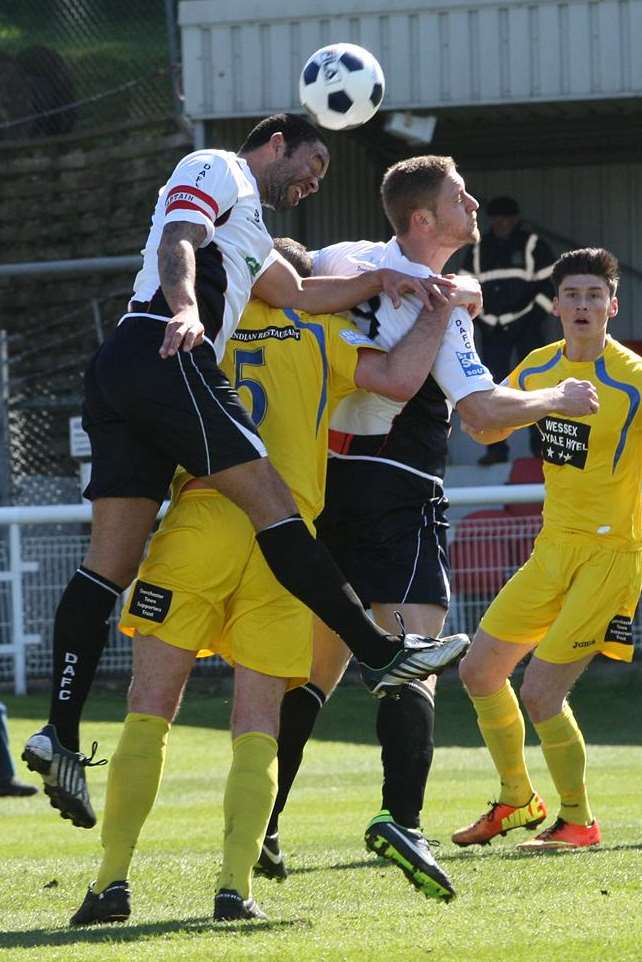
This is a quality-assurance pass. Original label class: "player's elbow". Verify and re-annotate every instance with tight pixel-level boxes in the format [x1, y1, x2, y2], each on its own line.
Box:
[456, 391, 499, 432]
[359, 377, 410, 402]
[355, 354, 415, 401]
[461, 409, 487, 432]
[371, 371, 416, 402]
[384, 382, 414, 402]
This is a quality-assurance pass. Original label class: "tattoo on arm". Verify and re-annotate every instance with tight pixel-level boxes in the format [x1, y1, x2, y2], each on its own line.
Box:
[161, 221, 208, 250]
[158, 221, 207, 311]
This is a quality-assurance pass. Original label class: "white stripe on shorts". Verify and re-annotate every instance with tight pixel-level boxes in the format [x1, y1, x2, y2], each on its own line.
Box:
[432, 499, 451, 604]
[186, 352, 266, 458]
[176, 352, 212, 475]
[400, 503, 428, 604]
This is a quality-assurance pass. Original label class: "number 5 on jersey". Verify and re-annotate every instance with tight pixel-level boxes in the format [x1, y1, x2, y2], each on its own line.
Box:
[234, 348, 267, 425]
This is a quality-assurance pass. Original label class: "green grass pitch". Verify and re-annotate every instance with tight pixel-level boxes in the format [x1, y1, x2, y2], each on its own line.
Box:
[1, 665, 640, 962]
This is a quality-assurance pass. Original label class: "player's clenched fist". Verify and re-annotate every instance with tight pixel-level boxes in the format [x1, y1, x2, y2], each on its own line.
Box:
[554, 378, 599, 416]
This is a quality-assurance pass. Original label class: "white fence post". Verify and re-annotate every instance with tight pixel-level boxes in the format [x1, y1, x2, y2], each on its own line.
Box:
[0, 523, 41, 695]
[10, 523, 28, 695]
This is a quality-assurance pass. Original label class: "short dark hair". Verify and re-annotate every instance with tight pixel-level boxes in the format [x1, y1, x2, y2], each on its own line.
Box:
[273, 237, 313, 278]
[381, 155, 456, 235]
[552, 247, 620, 297]
[239, 113, 326, 156]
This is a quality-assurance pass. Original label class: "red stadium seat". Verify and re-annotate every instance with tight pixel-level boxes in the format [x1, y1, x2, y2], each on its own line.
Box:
[504, 456, 544, 517]
[450, 509, 514, 596]
[449, 509, 520, 632]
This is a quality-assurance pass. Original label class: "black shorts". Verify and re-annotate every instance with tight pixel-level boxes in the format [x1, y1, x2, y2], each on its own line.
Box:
[82, 316, 266, 502]
[316, 458, 450, 610]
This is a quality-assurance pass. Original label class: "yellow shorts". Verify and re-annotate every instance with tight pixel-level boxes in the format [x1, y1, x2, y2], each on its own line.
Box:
[480, 535, 641, 664]
[120, 490, 313, 688]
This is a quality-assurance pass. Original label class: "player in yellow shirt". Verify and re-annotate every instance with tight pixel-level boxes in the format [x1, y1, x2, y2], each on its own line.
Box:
[453, 247, 641, 850]
[68, 246, 476, 926]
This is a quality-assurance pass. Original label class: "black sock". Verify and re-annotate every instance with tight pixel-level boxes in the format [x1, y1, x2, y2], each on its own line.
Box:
[48, 566, 123, 752]
[377, 682, 435, 829]
[266, 682, 326, 837]
[256, 517, 398, 666]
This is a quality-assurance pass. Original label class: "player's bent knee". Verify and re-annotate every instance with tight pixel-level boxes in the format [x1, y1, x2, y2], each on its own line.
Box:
[86, 498, 159, 584]
[231, 666, 286, 739]
[211, 458, 298, 530]
[128, 668, 185, 721]
[519, 681, 556, 722]
[457, 652, 471, 687]
[309, 651, 350, 697]
[127, 686, 179, 723]
[458, 650, 484, 690]
[458, 651, 506, 696]
[231, 704, 281, 740]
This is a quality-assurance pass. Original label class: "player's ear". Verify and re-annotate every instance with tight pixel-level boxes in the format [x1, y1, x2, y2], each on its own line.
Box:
[608, 295, 619, 319]
[552, 296, 561, 317]
[269, 132, 286, 158]
[411, 208, 433, 232]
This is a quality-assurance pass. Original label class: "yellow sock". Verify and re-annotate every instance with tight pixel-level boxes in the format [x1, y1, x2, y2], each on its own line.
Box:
[218, 732, 278, 900]
[534, 703, 592, 826]
[471, 682, 535, 807]
[95, 712, 169, 893]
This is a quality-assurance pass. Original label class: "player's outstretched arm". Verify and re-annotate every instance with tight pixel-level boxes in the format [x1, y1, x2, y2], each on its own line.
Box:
[253, 254, 450, 314]
[354, 295, 452, 401]
[457, 377, 599, 432]
[157, 221, 207, 358]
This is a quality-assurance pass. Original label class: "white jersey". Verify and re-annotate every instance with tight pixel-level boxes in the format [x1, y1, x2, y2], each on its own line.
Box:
[312, 237, 494, 436]
[130, 150, 273, 359]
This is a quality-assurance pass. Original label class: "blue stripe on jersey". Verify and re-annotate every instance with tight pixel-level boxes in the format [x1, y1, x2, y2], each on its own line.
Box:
[594, 356, 640, 471]
[283, 307, 328, 434]
[518, 347, 563, 391]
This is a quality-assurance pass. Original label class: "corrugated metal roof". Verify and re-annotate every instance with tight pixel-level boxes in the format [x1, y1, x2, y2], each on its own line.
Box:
[180, 0, 642, 118]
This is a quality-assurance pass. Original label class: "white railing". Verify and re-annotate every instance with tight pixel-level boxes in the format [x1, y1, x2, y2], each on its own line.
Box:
[0, 487, 544, 694]
[7, 485, 638, 694]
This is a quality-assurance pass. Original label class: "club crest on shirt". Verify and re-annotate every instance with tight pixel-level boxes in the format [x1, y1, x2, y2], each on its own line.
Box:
[456, 351, 484, 377]
[537, 416, 590, 469]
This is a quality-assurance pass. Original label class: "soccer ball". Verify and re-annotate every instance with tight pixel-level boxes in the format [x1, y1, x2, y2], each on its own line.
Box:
[299, 43, 385, 131]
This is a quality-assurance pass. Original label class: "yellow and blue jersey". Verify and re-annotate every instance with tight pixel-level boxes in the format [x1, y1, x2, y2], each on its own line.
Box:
[508, 336, 642, 550]
[173, 299, 379, 522]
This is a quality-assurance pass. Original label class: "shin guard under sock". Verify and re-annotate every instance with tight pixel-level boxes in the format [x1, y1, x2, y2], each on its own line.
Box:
[48, 566, 124, 752]
[218, 732, 278, 900]
[96, 712, 169, 892]
[377, 682, 435, 829]
[266, 683, 326, 836]
[534, 704, 592, 826]
[471, 682, 534, 807]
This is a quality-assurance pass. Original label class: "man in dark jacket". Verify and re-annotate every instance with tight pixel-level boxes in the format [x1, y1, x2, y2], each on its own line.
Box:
[461, 196, 555, 464]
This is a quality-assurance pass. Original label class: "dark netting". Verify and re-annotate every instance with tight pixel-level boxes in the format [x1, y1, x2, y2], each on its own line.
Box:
[0, 0, 178, 141]
[2, 291, 127, 505]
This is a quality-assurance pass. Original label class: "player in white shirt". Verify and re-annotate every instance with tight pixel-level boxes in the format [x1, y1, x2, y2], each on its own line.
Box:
[23, 120, 468, 856]
[260, 156, 596, 901]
